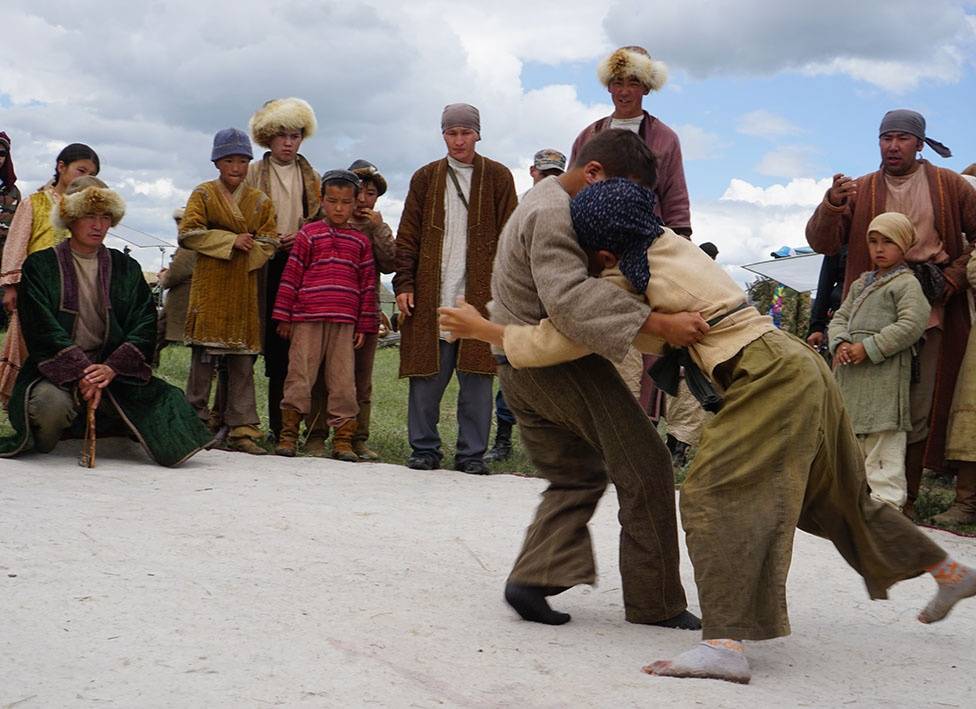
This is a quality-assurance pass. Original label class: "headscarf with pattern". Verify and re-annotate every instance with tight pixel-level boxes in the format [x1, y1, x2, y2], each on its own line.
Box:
[570, 177, 663, 293]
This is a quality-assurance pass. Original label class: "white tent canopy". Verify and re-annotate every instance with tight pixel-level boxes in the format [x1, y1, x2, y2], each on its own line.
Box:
[741, 253, 824, 293]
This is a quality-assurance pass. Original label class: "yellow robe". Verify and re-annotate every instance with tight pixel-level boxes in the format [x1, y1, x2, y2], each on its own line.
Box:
[0, 189, 70, 404]
[179, 180, 277, 354]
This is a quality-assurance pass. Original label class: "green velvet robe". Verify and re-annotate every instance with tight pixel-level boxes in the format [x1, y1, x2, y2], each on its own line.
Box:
[0, 241, 213, 466]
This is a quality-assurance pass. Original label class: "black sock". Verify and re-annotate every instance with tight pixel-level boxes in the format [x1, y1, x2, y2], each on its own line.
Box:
[651, 609, 702, 630]
[505, 582, 571, 625]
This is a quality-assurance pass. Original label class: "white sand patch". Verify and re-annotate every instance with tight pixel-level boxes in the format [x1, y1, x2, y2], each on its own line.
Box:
[2, 443, 974, 706]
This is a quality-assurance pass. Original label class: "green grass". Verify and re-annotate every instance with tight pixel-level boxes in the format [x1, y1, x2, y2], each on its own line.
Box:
[152, 343, 538, 474]
[3, 340, 973, 534]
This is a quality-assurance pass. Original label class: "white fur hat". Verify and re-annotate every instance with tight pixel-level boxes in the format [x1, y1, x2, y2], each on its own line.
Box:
[52, 176, 125, 230]
[249, 97, 318, 148]
[597, 46, 668, 92]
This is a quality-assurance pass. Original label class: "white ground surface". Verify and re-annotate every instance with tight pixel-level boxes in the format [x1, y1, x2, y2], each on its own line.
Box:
[1, 442, 974, 708]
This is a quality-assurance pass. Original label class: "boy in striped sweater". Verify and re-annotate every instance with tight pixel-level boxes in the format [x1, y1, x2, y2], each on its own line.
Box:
[272, 170, 377, 459]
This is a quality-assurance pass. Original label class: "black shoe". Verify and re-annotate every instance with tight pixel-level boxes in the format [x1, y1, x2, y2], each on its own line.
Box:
[406, 452, 440, 470]
[456, 458, 490, 475]
[484, 422, 513, 463]
[484, 438, 512, 463]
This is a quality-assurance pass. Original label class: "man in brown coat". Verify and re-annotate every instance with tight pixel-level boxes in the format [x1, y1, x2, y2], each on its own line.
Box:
[807, 109, 976, 523]
[394, 103, 518, 473]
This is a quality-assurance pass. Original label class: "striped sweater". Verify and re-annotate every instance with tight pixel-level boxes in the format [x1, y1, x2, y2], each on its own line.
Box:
[272, 220, 378, 333]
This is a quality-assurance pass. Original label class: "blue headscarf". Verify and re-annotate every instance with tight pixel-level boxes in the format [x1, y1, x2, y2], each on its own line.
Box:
[570, 178, 664, 293]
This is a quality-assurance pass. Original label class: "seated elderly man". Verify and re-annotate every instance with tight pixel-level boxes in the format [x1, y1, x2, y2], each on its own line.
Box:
[0, 177, 212, 466]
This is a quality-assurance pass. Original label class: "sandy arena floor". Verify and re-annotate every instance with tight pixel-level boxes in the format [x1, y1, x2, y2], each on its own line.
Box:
[2, 442, 974, 708]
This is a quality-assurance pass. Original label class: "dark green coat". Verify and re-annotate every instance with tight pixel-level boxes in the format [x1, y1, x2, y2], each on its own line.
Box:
[0, 241, 212, 466]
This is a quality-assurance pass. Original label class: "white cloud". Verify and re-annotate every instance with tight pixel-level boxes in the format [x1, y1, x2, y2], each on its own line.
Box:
[603, 0, 975, 90]
[721, 177, 831, 207]
[672, 124, 722, 160]
[692, 198, 821, 287]
[755, 145, 825, 178]
[0, 0, 613, 272]
[737, 110, 799, 138]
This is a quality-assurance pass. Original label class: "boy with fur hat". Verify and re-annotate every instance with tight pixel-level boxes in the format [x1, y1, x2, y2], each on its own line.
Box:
[180, 128, 277, 455]
[829, 212, 930, 508]
[0, 177, 212, 466]
[440, 177, 975, 685]
[272, 170, 377, 460]
[244, 97, 323, 448]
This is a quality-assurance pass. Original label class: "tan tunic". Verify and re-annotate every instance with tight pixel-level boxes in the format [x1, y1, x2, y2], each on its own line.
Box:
[885, 167, 947, 329]
[71, 250, 106, 357]
[503, 228, 775, 381]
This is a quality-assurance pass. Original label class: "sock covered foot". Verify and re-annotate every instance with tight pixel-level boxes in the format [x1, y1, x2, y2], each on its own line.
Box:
[919, 557, 976, 624]
[504, 581, 571, 625]
[643, 640, 750, 684]
[650, 609, 702, 630]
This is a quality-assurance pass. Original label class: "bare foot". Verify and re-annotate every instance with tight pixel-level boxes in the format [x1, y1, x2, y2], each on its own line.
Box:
[643, 642, 751, 684]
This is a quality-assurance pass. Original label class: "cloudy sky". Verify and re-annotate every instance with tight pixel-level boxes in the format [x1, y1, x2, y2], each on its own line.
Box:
[4, 0, 975, 284]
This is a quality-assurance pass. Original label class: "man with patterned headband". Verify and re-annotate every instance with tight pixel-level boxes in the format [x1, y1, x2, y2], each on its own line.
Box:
[807, 109, 976, 524]
[0, 178, 212, 466]
[244, 97, 323, 450]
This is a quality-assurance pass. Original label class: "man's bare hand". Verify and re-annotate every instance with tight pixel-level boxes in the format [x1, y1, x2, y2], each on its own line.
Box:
[278, 232, 297, 251]
[78, 378, 102, 408]
[83, 363, 116, 389]
[396, 292, 414, 319]
[643, 311, 709, 347]
[807, 331, 825, 350]
[356, 207, 382, 227]
[826, 173, 857, 207]
[234, 233, 255, 252]
[438, 297, 505, 348]
[354, 332, 365, 349]
[276, 321, 292, 340]
[2, 285, 17, 314]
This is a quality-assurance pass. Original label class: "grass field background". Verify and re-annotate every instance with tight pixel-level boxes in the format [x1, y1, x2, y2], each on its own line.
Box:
[1, 339, 972, 535]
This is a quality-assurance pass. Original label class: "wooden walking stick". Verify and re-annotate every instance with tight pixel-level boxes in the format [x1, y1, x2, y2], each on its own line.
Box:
[79, 398, 97, 468]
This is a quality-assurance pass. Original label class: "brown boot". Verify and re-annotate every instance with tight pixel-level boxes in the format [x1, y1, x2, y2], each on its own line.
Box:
[332, 419, 360, 462]
[933, 463, 976, 526]
[227, 425, 268, 456]
[275, 409, 302, 457]
[304, 434, 328, 457]
[352, 402, 380, 461]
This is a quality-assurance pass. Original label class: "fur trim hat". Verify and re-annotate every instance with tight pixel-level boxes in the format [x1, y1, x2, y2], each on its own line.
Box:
[53, 176, 125, 230]
[597, 46, 668, 92]
[249, 97, 318, 148]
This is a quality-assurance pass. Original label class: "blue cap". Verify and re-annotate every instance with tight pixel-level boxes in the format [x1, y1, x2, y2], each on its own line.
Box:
[211, 127, 253, 162]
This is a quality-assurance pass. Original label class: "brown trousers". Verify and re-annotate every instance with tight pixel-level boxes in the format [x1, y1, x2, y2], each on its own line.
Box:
[499, 354, 688, 624]
[308, 331, 379, 440]
[185, 347, 259, 428]
[281, 322, 357, 428]
[684, 330, 945, 641]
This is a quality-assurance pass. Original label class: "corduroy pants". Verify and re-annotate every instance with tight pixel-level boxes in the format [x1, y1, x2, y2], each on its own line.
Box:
[499, 353, 688, 624]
